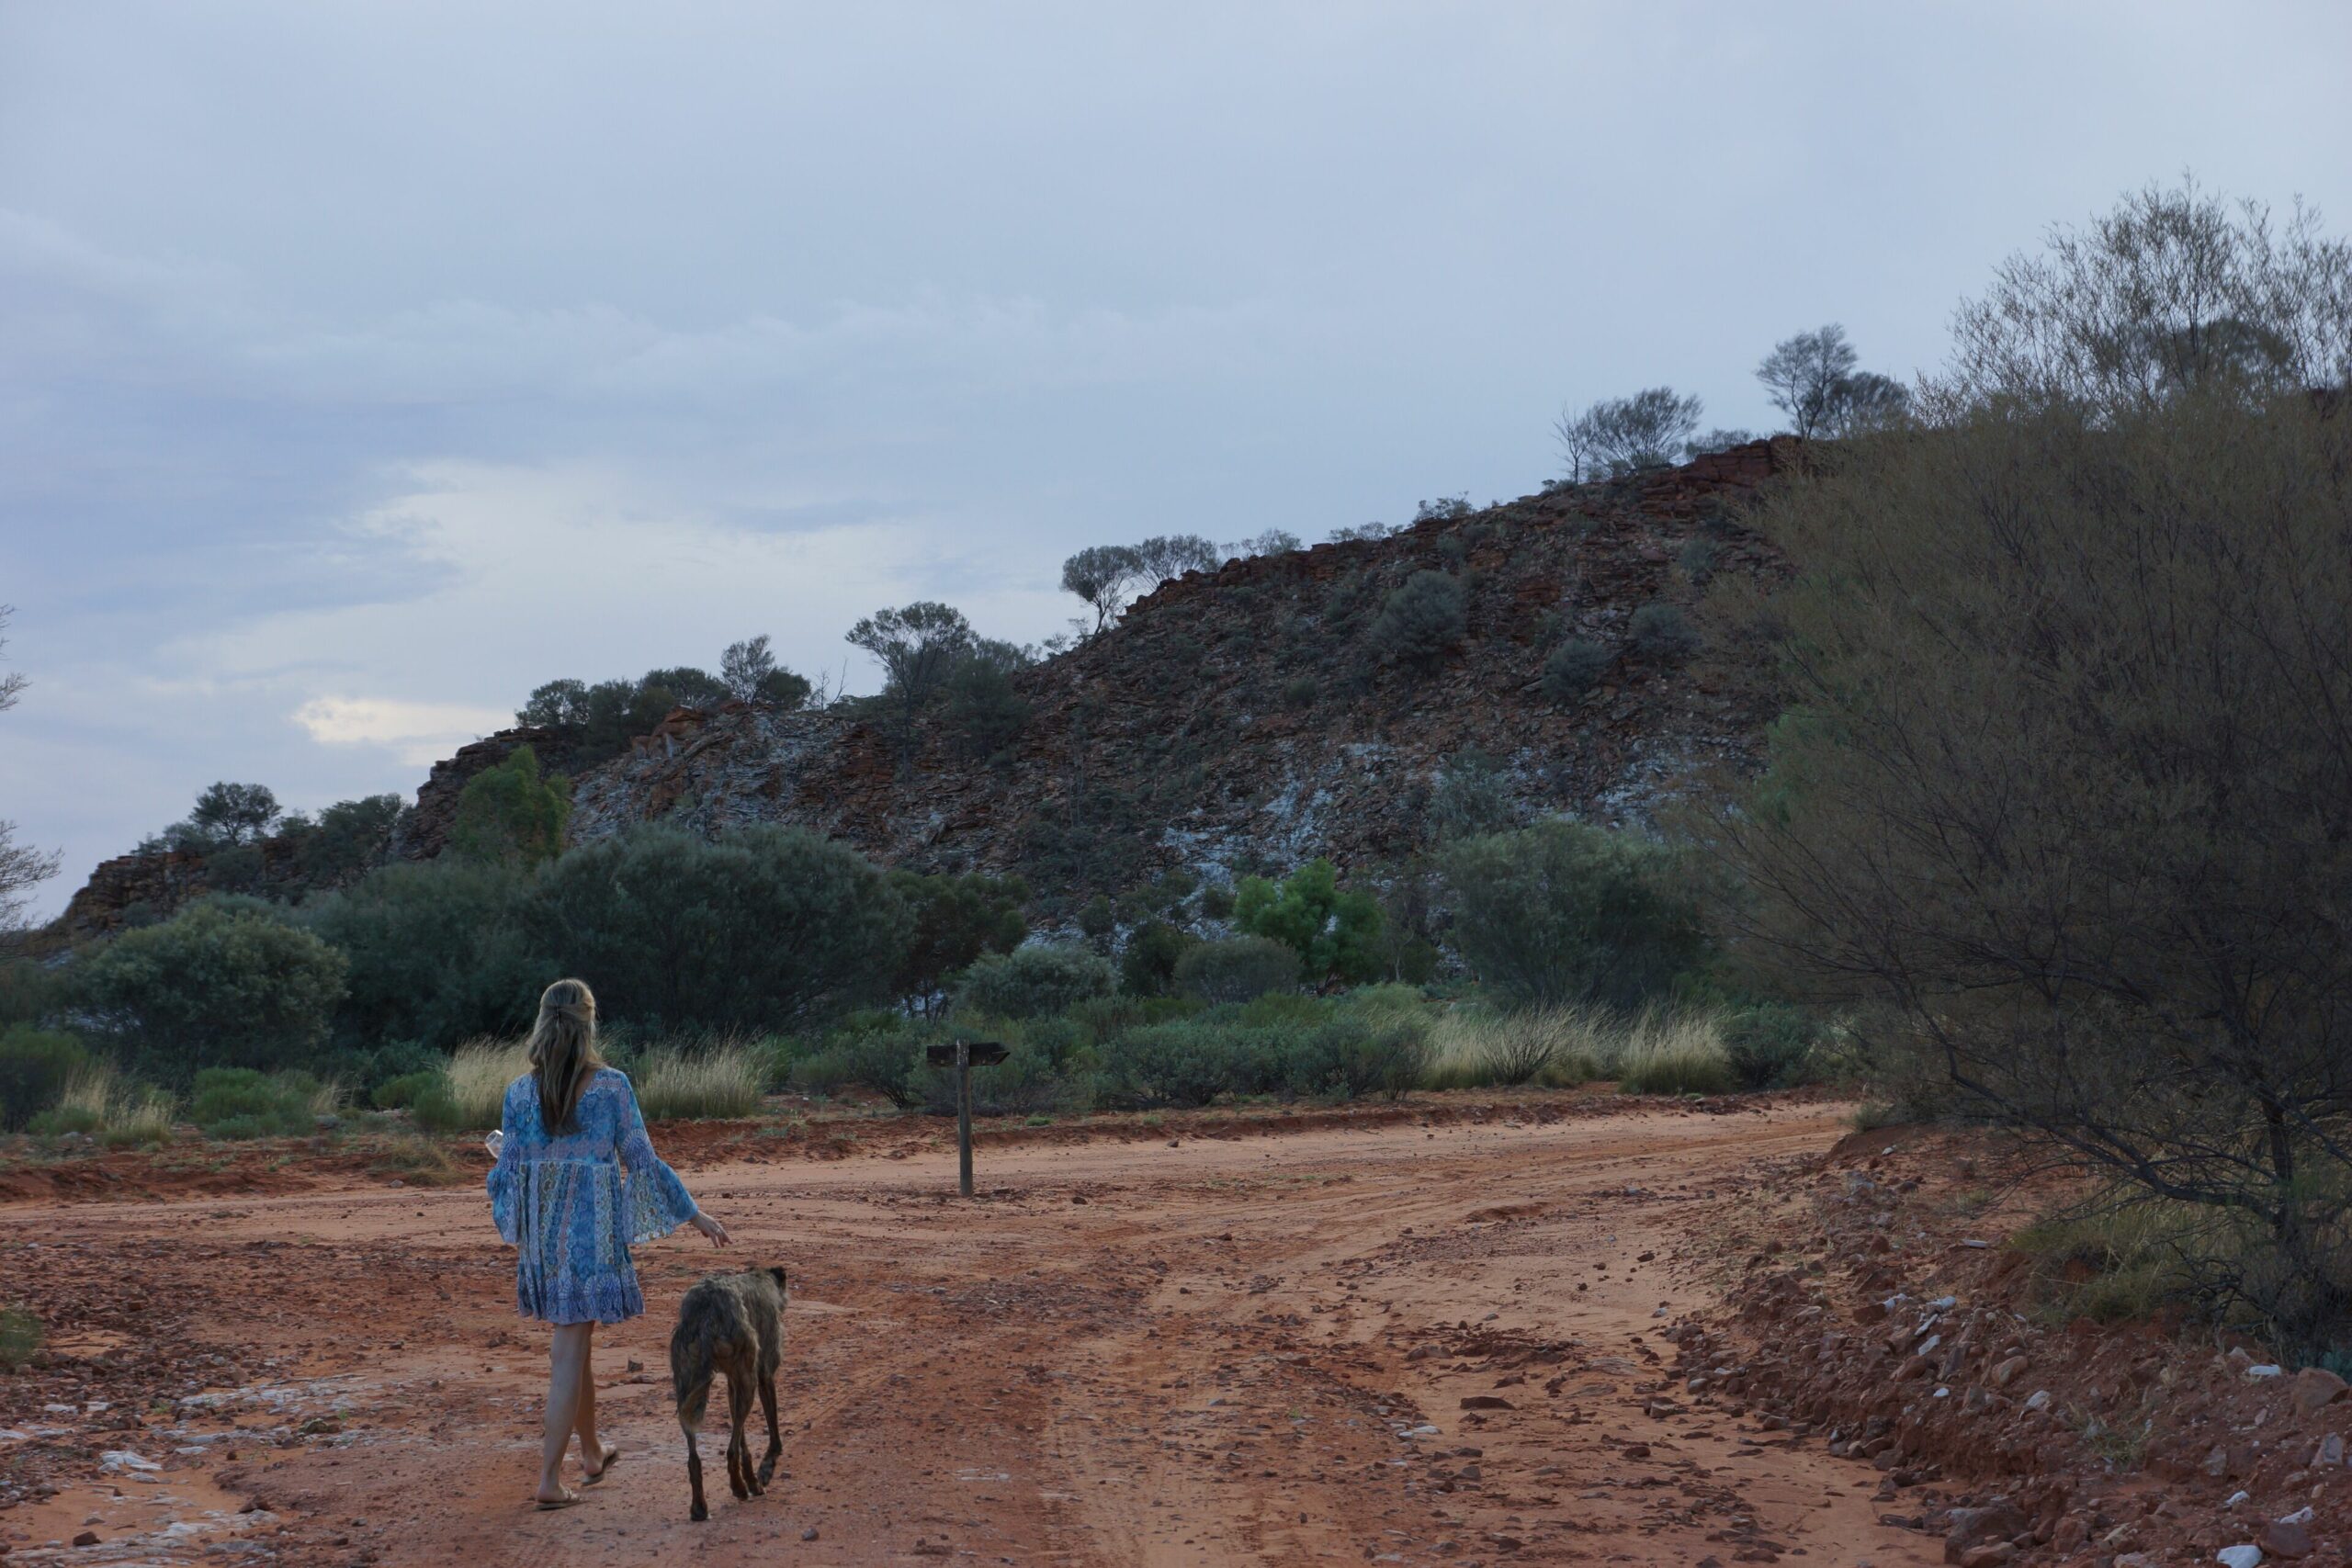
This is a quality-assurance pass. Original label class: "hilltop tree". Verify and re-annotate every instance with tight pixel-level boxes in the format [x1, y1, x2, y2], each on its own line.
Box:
[1130, 534, 1220, 592]
[718, 634, 813, 707]
[1756, 323, 1911, 438]
[846, 602, 976, 769]
[0, 606, 61, 940]
[1227, 529, 1302, 558]
[187, 783, 282, 848]
[1060, 546, 1144, 634]
[1554, 387, 1703, 481]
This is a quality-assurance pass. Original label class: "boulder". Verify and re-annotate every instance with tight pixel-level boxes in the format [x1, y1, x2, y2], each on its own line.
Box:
[2289, 1367, 2346, 1416]
[1943, 1502, 2028, 1564]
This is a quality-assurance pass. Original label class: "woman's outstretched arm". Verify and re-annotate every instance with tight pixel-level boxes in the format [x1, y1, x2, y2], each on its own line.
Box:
[610, 1074, 726, 1246]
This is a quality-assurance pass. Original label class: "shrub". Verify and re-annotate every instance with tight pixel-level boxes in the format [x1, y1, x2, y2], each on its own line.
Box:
[1440, 822, 1707, 1010]
[1613, 1012, 1736, 1096]
[1677, 539, 1718, 585]
[636, 1043, 764, 1121]
[0, 1306, 39, 1371]
[304, 860, 540, 1051]
[1541, 638, 1611, 705]
[72, 904, 348, 1082]
[1719, 1004, 1821, 1089]
[787, 1025, 924, 1108]
[915, 1035, 1074, 1118]
[1278, 1017, 1431, 1101]
[1198, 883, 1237, 921]
[1426, 751, 1519, 843]
[187, 1067, 322, 1139]
[1120, 919, 1196, 998]
[1627, 603, 1699, 661]
[1097, 1023, 1257, 1109]
[1233, 861, 1383, 984]
[371, 1070, 446, 1111]
[1173, 937, 1300, 1004]
[1368, 571, 1467, 666]
[955, 943, 1115, 1021]
[1427, 1004, 1599, 1088]
[888, 870, 1029, 1014]
[515, 825, 908, 1033]
[0, 1027, 91, 1132]
[346, 1039, 444, 1097]
[1281, 676, 1317, 709]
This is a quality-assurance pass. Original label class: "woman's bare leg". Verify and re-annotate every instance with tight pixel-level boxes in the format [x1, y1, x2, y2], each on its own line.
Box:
[538, 1324, 593, 1503]
[573, 1322, 613, 1475]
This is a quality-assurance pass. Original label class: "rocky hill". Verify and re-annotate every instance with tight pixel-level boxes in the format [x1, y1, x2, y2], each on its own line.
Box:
[54, 441, 1796, 938]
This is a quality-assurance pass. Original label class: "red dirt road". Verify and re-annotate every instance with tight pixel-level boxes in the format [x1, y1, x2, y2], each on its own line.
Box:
[5, 1100, 1941, 1565]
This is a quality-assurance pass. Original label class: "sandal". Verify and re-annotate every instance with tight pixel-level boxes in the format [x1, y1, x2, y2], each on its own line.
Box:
[535, 1488, 585, 1511]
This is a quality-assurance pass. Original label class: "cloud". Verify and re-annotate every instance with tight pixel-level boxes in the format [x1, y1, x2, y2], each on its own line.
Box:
[292, 695, 514, 765]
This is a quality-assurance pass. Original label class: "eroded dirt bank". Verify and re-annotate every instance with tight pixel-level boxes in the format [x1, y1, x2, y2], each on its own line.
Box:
[8, 1101, 1953, 1565]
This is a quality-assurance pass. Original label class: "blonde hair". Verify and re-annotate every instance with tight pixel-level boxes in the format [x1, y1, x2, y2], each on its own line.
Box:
[528, 977, 604, 1134]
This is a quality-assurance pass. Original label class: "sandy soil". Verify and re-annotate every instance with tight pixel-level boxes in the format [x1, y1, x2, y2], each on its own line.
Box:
[2, 1098, 1947, 1566]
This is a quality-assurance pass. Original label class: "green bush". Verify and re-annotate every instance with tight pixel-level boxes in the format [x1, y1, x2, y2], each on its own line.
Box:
[1541, 638, 1611, 704]
[788, 1024, 928, 1108]
[516, 825, 908, 1033]
[1119, 919, 1197, 998]
[1439, 821, 1707, 1010]
[1173, 936, 1300, 1004]
[1097, 1023, 1261, 1109]
[955, 943, 1115, 1020]
[888, 870, 1029, 1013]
[1235, 860, 1384, 983]
[1720, 1004, 1821, 1089]
[448, 745, 571, 867]
[72, 904, 349, 1082]
[0, 1306, 40, 1371]
[1628, 602, 1700, 661]
[26, 1104, 103, 1136]
[1368, 570, 1468, 667]
[346, 1039, 444, 1095]
[915, 1036, 1075, 1118]
[0, 1027, 92, 1132]
[1277, 1017, 1431, 1101]
[187, 1067, 321, 1139]
[371, 1070, 446, 1111]
[304, 860, 541, 1050]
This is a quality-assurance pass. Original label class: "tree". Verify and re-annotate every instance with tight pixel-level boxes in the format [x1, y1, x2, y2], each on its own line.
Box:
[888, 870, 1030, 1014]
[1227, 529, 1302, 558]
[954, 942, 1115, 1020]
[517, 677, 592, 729]
[0, 607, 60, 941]
[1554, 388, 1703, 481]
[1711, 182, 2352, 1350]
[1130, 534, 1221, 591]
[1756, 324, 1911, 439]
[1060, 546, 1144, 634]
[846, 602, 977, 769]
[640, 665, 729, 709]
[516, 825, 908, 1033]
[943, 638, 1034, 761]
[188, 782, 281, 847]
[1681, 427, 1758, 460]
[720, 635, 775, 701]
[303, 859, 541, 1048]
[1942, 176, 2352, 419]
[1440, 822, 1705, 1010]
[448, 745, 571, 867]
[290, 794, 402, 888]
[1233, 859, 1384, 985]
[72, 903, 349, 1081]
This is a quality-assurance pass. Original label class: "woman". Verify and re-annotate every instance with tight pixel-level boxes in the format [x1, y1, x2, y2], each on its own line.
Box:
[487, 978, 730, 1509]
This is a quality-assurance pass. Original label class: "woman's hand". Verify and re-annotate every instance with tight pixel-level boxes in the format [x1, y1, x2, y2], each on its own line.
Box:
[690, 1212, 731, 1247]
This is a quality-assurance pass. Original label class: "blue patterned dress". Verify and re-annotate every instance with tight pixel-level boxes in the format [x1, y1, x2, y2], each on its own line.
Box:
[486, 1067, 701, 1325]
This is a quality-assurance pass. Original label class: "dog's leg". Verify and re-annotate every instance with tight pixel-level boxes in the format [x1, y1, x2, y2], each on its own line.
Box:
[684, 1427, 707, 1522]
[757, 1367, 781, 1485]
[724, 1372, 752, 1499]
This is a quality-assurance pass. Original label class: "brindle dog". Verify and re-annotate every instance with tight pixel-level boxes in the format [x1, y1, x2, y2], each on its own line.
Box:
[669, 1264, 786, 1521]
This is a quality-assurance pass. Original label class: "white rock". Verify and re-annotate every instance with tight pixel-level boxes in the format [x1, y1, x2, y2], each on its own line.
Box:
[2227, 1491, 2251, 1507]
[2278, 1506, 2314, 1525]
[1928, 1295, 1958, 1310]
[100, 1450, 161, 1472]
[2215, 1546, 2263, 1568]
[2024, 1390, 2052, 1412]
[2247, 1363, 2285, 1379]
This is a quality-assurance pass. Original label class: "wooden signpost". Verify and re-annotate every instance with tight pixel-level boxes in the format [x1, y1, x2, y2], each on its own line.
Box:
[925, 1040, 1008, 1196]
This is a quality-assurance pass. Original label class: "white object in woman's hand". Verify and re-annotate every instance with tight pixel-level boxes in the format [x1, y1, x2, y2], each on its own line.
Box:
[484, 1130, 504, 1159]
[691, 1212, 730, 1247]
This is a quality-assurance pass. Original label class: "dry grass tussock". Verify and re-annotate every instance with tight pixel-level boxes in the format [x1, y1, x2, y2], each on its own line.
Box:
[1611, 1010, 1737, 1096]
[444, 1035, 761, 1126]
[49, 1065, 175, 1146]
[1426, 1004, 1733, 1095]
[445, 1038, 531, 1130]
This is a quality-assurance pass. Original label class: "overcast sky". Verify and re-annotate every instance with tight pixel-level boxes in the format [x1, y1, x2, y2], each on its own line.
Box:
[5, 1, 2350, 917]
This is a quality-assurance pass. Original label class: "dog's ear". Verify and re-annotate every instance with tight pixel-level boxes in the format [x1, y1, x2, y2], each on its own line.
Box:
[768, 1265, 788, 1291]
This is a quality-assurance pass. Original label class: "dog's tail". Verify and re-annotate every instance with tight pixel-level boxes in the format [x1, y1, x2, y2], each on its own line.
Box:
[672, 1333, 714, 1434]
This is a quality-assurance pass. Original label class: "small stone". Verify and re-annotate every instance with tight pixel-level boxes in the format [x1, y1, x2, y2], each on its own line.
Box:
[72, 1533, 100, 1549]
[2228, 1491, 2252, 1507]
[2051, 1516, 2088, 1553]
[1988, 1356, 2028, 1388]
[802, 1527, 820, 1541]
[1943, 1500, 2028, 1562]
[2024, 1390, 2052, 1413]
[626, 1359, 644, 1373]
[2215, 1546, 2264, 1568]
[2258, 1515, 2312, 1559]
[1959, 1546, 2016, 1568]
[2247, 1363, 2285, 1380]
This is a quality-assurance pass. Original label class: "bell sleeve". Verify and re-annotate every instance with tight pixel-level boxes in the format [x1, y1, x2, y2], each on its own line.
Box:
[486, 1080, 524, 1247]
[611, 1072, 700, 1245]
